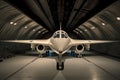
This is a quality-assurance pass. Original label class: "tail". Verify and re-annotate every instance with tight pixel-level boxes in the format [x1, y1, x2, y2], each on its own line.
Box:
[59, 23, 62, 38]
[60, 23, 62, 30]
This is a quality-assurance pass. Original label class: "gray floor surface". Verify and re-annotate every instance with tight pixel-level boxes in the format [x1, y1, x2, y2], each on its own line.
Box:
[0, 52, 120, 80]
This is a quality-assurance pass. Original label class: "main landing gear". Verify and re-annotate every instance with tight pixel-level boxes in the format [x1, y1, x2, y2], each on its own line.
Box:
[78, 54, 82, 58]
[56, 54, 64, 70]
[38, 53, 43, 58]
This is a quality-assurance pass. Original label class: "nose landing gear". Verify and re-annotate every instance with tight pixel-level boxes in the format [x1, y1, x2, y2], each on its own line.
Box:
[56, 54, 64, 70]
[57, 62, 64, 70]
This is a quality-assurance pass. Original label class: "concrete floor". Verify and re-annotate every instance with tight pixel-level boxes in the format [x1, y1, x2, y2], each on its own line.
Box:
[0, 52, 120, 80]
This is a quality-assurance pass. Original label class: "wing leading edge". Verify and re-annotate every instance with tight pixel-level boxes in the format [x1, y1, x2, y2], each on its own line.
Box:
[70, 39, 119, 45]
[0, 39, 50, 45]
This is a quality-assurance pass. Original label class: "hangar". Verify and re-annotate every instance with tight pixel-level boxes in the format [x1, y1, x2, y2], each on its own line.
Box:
[0, 0, 120, 80]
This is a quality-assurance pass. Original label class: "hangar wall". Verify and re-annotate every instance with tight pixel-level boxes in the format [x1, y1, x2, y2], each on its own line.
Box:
[73, 0, 120, 58]
[91, 43, 120, 58]
[90, 0, 120, 57]
[0, 0, 42, 57]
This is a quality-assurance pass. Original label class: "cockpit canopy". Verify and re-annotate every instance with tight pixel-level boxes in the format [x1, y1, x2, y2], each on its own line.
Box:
[53, 30, 68, 38]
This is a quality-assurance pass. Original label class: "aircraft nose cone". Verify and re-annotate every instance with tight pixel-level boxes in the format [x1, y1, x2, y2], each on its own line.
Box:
[57, 44, 65, 52]
[56, 41, 69, 52]
[51, 38, 70, 53]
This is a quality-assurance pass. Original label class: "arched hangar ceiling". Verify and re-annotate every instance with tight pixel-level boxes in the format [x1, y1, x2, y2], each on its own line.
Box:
[0, 0, 48, 40]
[0, 0, 120, 40]
[74, 0, 120, 40]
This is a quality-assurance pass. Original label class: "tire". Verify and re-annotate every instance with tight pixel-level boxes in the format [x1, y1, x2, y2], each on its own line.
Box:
[56, 62, 64, 70]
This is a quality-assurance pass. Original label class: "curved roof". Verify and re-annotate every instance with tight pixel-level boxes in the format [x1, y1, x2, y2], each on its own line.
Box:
[0, 0, 120, 40]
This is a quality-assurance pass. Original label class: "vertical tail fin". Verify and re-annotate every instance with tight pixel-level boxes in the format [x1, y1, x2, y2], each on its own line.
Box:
[60, 23, 62, 38]
[60, 23, 62, 30]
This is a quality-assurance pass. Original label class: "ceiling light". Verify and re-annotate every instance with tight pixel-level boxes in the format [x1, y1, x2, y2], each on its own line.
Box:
[14, 23, 17, 25]
[91, 27, 95, 30]
[33, 29, 36, 31]
[75, 31, 79, 34]
[24, 26, 28, 28]
[73, 30, 76, 32]
[38, 31, 41, 33]
[80, 31, 83, 33]
[42, 32, 45, 34]
[10, 22, 13, 24]
[116, 17, 120, 20]
[84, 29, 87, 32]
[101, 22, 105, 26]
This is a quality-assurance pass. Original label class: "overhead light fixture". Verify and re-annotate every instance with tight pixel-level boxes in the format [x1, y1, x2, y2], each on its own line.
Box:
[84, 29, 87, 32]
[38, 31, 41, 33]
[116, 17, 120, 21]
[76, 31, 79, 34]
[10, 22, 13, 24]
[13, 23, 17, 25]
[24, 26, 28, 29]
[42, 32, 44, 34]
[91, 27, 95, 30]
[33, 29, 36, 31]
[101, 22, 105, 26]
[73, 30, 76, 32]
[80, 31, 83, 33]
[73, 30, 79, 34]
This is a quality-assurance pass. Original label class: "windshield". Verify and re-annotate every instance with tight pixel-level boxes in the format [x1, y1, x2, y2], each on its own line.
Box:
[53, 30, 68, 38]
[53, 33, 59, 38]
[61, 33, 68, 38]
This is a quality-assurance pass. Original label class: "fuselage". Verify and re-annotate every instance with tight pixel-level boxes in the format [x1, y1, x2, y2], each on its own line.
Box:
[50, 30, 71, 54]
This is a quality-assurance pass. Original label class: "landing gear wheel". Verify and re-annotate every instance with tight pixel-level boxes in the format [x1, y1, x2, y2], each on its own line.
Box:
[38, 54, 43, 58]
[57, 62, 64, 70]
[78, 54, 82, 58]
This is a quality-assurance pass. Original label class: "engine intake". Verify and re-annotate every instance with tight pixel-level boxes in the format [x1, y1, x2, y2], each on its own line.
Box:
[38, 45, 44, 50]
[77, 45, 83, 50]
[75, 45, 84, 54]
[36, 45, 45, 54]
